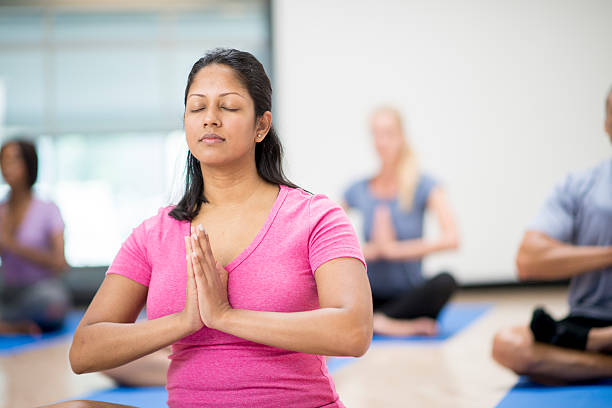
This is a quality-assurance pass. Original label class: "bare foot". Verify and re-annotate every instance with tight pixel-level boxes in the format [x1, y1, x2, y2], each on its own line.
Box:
[0, 320, 42, 336]
[373, 313, 438, 337]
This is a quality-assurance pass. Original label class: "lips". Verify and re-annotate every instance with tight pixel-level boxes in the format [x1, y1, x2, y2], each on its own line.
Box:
[199, 133, 226, 142]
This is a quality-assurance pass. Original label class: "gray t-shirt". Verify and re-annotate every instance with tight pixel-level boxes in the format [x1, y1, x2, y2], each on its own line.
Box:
[529, 159, 612, 320]
[344, 174, 438, 298]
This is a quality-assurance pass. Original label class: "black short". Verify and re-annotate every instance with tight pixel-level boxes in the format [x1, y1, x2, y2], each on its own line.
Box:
[560, 315, 612, 330]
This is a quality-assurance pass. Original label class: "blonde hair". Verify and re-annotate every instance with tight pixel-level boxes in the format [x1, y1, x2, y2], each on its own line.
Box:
[372, 106, 419, 211]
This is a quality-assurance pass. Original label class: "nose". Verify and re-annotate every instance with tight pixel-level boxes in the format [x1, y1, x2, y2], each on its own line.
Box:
[203, 107, 221, 128]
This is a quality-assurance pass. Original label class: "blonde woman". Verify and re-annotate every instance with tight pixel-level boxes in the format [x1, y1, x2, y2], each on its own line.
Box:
[343, 107, 460, 337]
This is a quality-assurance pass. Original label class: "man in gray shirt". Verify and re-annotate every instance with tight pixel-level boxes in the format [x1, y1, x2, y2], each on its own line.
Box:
[492, 87, 612, 383]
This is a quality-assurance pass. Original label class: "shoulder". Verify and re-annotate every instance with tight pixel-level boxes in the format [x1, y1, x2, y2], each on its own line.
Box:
[343, 178, 370, 206]
[345, 178, 369, 195]
[33, 197, 63, 217]
[418, 172, 439, 189]
[281, 185, 344, 223]
[143, 205, 182, 229]
[415, 172, 440, 203]
[559, 159, 608, 197]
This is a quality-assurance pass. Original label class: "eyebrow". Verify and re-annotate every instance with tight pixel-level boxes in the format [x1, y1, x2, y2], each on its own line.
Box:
[188, 92, 246, 99]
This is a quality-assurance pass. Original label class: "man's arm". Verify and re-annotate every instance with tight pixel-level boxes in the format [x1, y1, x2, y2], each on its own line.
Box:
[516, 231, 612, 281]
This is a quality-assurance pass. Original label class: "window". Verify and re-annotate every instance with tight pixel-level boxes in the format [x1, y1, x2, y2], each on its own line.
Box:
[0, 1, 272, 266]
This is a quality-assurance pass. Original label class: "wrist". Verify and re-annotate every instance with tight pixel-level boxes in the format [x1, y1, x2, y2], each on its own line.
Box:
[211, 305, 234, 332]
[175, 310, 202, 337]
[380, 241, 400, 260]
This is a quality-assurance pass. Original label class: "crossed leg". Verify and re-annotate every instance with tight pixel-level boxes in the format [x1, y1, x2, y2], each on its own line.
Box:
[492, 325, 612, 384]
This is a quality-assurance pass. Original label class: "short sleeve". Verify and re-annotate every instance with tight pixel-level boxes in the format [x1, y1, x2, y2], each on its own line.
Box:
[46, 202, 65, 236]
[528, 174, 578, 243]
[106, 220, 152, 287]
[308, 194, 366, 274]
[416, 173, 439, 208]
[343, 180, 363, 208]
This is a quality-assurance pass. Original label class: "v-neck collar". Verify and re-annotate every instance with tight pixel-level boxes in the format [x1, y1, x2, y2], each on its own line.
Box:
[185, 184, 289, 272]
[1, 196, 36, 240]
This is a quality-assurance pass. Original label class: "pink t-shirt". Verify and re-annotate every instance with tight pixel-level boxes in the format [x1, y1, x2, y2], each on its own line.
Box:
[107, 185, 365, 408]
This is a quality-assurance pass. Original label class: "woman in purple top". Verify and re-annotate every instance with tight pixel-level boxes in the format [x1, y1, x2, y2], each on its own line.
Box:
[0, 139, 70, 334]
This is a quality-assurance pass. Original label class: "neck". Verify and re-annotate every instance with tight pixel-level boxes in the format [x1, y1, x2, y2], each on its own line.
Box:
[200, 157, 266, 207]
[9, 186, 32, 205]
[375, 161, 399, 184]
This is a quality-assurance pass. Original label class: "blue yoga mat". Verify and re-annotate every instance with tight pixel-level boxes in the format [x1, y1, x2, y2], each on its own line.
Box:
[496, 377, 612, 408]
[327, 302, 492, 372]
[371, 302, 492, 343]
[80, 387, 167, 408]
[0, 310, 83, 355]
[72, 303, 492, 406]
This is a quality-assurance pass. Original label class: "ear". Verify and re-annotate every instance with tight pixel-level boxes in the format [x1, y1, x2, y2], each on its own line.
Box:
[255, 111, 272, 143]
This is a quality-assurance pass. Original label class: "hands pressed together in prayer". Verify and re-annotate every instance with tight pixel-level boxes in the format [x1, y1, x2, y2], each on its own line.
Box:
[362, 205, 400, 261]
[180, 224, 232, 333]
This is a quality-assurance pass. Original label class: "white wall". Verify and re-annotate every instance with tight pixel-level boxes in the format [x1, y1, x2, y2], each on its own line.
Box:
[273, 0, 612, 283]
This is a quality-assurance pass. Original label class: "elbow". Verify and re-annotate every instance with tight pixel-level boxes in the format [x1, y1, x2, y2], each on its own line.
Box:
[516, 253, 536, 281]
[69, 337, 92, 375]
[69, 344, 85, 374]
[449, 235, 460, 251]
[442, 233, 460, 251]
[345, 319, 373, 357]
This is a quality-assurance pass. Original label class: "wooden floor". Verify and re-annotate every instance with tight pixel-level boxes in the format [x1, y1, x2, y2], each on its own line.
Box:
[0, 286, 568, 408]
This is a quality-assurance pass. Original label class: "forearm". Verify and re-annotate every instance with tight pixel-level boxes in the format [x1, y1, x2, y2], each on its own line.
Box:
[10, 244, 67, 273]
[384, 236, 457, 261]
[517, 243, 612, 281]
[215, 307, 372, 357]
[70, 313, 192, 374]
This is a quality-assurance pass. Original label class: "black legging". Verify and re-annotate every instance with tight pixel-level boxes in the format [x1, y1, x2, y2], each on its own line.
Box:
[372, 272, 458, 320]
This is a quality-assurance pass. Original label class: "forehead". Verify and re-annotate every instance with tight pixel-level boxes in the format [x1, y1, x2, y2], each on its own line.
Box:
[188, 64, 247, 95]
[371, 111, 400, 128]
[1, 143, 20, 157]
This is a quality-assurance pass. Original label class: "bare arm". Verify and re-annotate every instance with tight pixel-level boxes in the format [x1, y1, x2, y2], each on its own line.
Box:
[70, 238, 204, 374]
[218, 258, 372, 356]
[189, 230, 373, 357]
[383, 187, 460, 261]
[8, 232, 69, 274]
[516, 231, 612, 281]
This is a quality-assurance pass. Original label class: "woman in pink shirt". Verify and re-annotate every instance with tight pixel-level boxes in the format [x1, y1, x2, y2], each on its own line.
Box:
[60, 49, 372, 408]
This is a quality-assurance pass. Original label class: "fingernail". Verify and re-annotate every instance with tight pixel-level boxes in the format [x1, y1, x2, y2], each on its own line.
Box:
[192, 234, 197, 241]
[190, 226, 194, 234]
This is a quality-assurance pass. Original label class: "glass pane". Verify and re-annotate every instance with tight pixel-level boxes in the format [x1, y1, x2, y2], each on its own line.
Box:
[53, 12, 160, 42]
[0, 51, 45, 128]
[0, 13, 44, 43]
[49, 132, 185, 266]
[54, 49, 164, 132]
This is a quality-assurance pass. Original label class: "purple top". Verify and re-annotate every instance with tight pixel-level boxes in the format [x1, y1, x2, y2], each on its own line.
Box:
[0, 197, 65, 287]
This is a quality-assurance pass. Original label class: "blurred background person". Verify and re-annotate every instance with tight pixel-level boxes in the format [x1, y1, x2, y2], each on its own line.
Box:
[0, 138, 70, 334]
[343, 107, 460, 337]
[492, 87, 612, 383]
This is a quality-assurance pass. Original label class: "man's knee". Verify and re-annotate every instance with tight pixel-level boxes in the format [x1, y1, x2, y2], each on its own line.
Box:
[492, 326, 536, 375]
[42, 400, 131, 408]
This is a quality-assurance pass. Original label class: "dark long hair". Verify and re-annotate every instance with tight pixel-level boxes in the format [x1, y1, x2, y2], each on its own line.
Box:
[0, 138, 38, 189]
[169, 48, 299, 221]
